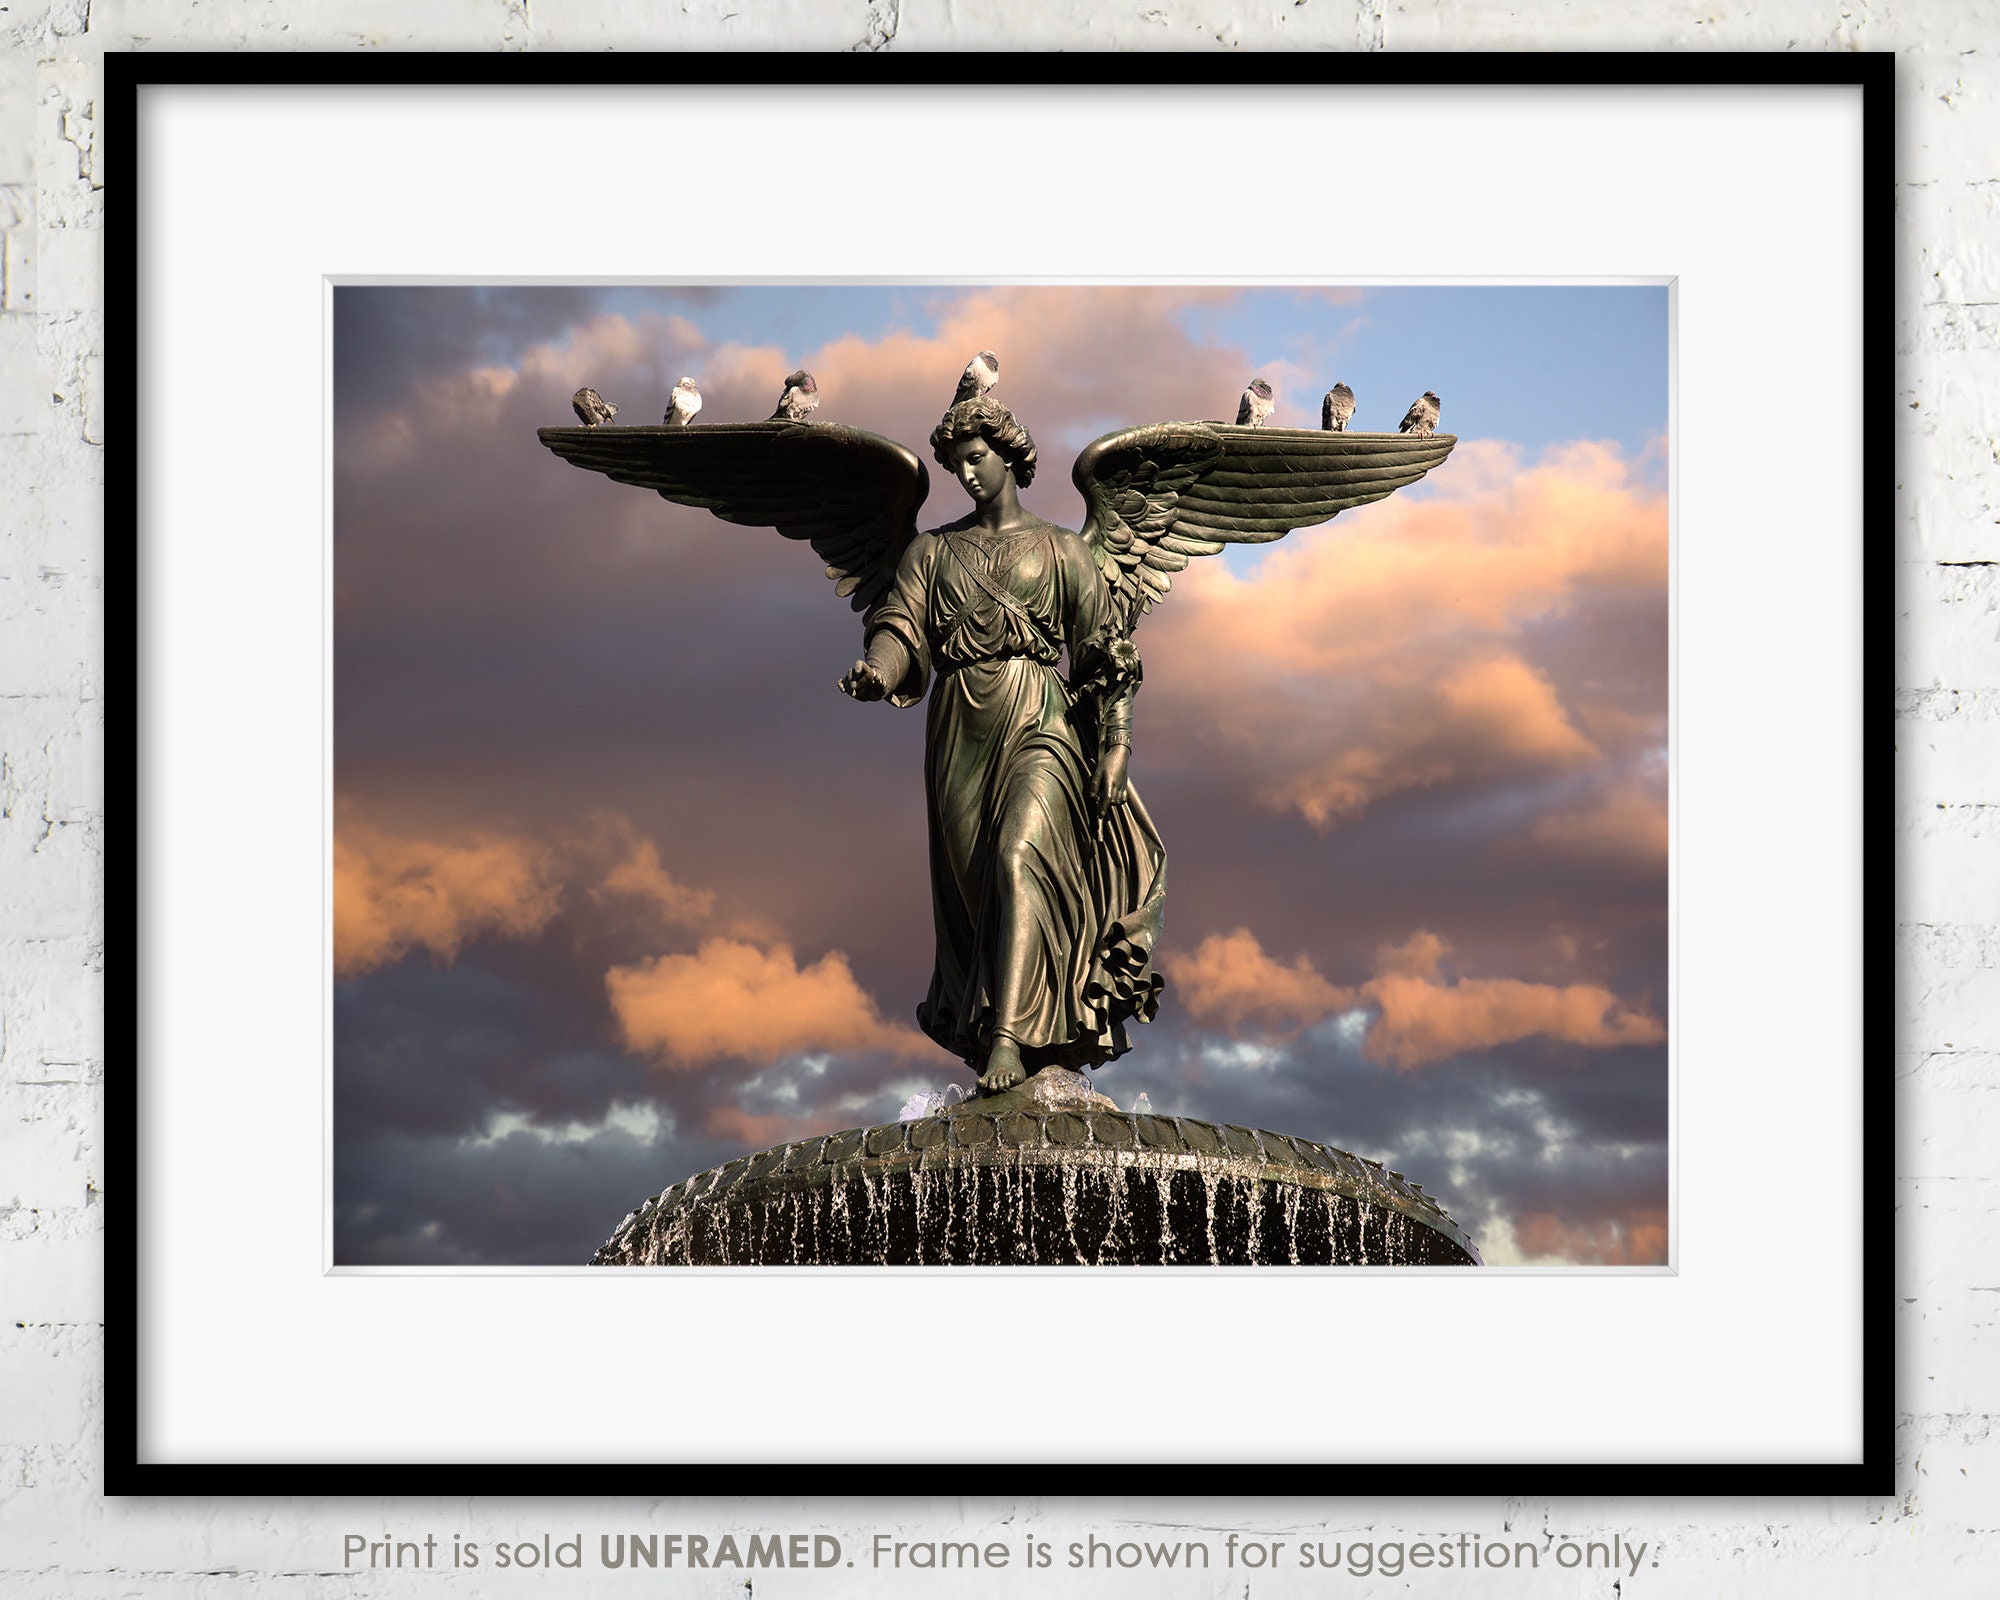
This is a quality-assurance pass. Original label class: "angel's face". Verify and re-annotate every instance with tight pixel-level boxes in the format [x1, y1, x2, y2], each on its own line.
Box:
[949, 433, 1011, 505]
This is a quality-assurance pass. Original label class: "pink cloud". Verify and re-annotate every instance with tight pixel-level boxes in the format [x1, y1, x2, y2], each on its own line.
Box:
[334, 819, 562, 979]
[741, 286, 1286, 506]
[1529, 779, 1669, 866]
[606, 937, 926, 1070]
[1166, 927, 1664, 1070]
[589, 822, 718, 926]
[1142, 438, 1667, 832]
[1361, 930, 1665, 1070]
[336, 808, 918, 1072]
[1513, 1207, 1668, 1266]
[337, 287, 1386, 637]
[335, 808, 720, 979]
[1161, 927, 1356, 1035]
[344, 312, 705, 482]
[1272, 654, 1600, 828]
[702, 1104, 843, 1150]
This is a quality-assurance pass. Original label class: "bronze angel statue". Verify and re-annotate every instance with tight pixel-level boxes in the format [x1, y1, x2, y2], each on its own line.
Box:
[539, 376, 1454, 1096]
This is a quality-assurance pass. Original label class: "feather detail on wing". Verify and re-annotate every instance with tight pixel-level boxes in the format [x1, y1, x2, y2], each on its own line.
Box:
[538, 421, 930, 613]
[1074, 422, 1457, 632]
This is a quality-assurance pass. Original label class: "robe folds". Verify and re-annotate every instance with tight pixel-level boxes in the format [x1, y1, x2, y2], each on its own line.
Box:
[867, 519, 1167, 1072]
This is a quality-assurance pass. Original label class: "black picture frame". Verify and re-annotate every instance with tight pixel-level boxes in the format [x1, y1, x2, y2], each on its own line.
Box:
[108, 47, 1894, 1497]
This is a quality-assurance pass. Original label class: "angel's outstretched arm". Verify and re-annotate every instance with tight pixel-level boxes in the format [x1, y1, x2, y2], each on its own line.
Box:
[850, 532, 936, 707]
[840, 627, 915, 703]
[838, 650, 900, 702]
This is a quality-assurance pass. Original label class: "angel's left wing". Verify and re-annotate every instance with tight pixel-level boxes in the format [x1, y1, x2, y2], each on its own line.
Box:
[1074, 423, 1456, 632]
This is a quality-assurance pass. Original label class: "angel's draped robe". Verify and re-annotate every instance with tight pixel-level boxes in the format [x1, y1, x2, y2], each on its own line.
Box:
[867, 518, 1167, 1072]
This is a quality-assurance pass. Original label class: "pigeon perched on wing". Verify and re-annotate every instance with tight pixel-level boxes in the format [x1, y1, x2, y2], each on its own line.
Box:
[1235, 378, 1276, 428]
[770, 369, 820, 423]
[1321, 382, 1356, 432]
[953, 350, 1000, 405]
[1398, 391, 1441, 437]
[664, 377, 703, 428]
[572, 387, 618, 428]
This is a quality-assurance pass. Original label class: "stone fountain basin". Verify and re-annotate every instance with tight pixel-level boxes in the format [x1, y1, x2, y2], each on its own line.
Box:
[592, 1091, 1479, 1267]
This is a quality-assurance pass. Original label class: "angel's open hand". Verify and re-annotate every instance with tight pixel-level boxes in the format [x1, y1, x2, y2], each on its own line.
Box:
[840, 658, 889, 702]
[1093, 744, 1131, 814]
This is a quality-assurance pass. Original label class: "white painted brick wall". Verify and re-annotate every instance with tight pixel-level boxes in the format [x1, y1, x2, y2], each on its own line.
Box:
[0, 2, 1977, 1591]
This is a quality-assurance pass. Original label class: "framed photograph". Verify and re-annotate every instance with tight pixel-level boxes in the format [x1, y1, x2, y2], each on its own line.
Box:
[114, 51, 1890, 1492]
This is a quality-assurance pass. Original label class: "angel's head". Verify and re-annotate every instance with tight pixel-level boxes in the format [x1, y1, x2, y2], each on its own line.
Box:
[930, 397, 1038, 498]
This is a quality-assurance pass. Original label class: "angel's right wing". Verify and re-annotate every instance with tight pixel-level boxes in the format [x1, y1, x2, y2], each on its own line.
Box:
[537, 421, 930, 614]
[1074, 423, 1456, 633]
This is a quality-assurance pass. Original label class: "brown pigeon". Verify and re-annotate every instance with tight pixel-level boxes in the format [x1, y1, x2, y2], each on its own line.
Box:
[571, 387, 618, 427]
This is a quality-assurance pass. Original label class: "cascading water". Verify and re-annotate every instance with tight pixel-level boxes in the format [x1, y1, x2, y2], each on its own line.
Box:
[592, 1078, 1479, 1267]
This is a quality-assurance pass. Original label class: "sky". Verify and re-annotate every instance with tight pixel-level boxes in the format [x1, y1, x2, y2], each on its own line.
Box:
[332, 283, 1669, 1267]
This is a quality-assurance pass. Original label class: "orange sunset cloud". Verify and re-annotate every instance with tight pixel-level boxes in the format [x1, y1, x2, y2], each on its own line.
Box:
[605, 937, 926, 1070]
[1163, 927, 1356, 1035]
[702, 1104, 831, 1150]
[337, 807, 919, 1073]
[334, 811, 716, 978]
[334, 820, 563, 979]
[1272, 653, 1601, 828]
[1512, 1207, 1669, 1266]
[1167, 927, 1664, 1070]
[590, 823, 718, 926]
[1361, 930, 1664, 1070]
[1529, 779, 1670, 865]
[1144, 438, 1667, 832]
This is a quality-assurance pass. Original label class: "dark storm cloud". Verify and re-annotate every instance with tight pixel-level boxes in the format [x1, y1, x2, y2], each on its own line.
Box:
[331, 285, 732, 419]
[337, 1121, 675, 1266]
[1124, 1019, 1667, 1264]
[335, 286, 611, 417]
[1132, 756, 1666, 984]
[334, 920, 951, 1263]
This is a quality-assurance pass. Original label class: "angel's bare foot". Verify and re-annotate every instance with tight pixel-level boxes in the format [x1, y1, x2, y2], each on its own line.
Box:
[978, 1036, 1025, 1094]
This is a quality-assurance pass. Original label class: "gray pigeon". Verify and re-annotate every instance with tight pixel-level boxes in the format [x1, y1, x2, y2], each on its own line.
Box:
[572, 387, 618, 428]
[953, 350, 1000, 405]
[663, 376, 702, 428]
[1321, 382, 1356, 432]
[770, 369, 820, 423]
[1398, 391, 1441, 437]
[1236, 378, 1276, 428]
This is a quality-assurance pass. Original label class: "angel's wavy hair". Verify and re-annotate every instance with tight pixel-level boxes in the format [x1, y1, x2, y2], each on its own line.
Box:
[929, 397, 1038, 489]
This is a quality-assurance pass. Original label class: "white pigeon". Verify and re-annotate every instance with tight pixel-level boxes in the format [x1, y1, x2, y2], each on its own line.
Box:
[663, 376, 702, 428]
[953, 350, 1000, 405]
[571, 387, 618, 427]
[1321, 382, 1356, 432]
[770, 369, 820, 423]
[1398, 390, 1441, 437]
[1235, 378, 1275, 428]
